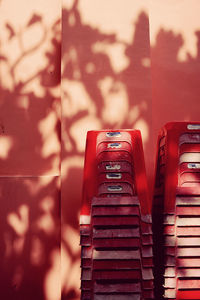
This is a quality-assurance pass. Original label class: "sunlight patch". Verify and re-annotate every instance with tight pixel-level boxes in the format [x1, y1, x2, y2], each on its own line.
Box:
[7, 204, 29, 236]
[30, 236, 45, 266]
[62, 79, 96, 117]
[133, 118, 149, 144]
[99, 77, 129, 126]
[44, 248, 61, 300]
[0, 136, 14, 159]
[38, 112, 60, 159]
[69, 116, 101, 153]
[149, 0, 200, 61]
[78, 0, 149, 44]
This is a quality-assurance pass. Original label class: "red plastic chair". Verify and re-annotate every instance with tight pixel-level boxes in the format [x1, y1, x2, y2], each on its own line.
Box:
[153, 122, 200, 300]
[80, 130, 153, 300]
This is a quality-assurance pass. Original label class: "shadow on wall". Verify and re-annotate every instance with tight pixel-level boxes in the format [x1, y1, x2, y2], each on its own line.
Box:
[62, 1, 200, 299]
[0, 11, 61, 300]
[0, 14, 61, 175]
[0, 177, 60, 300]
[61, 1, 152, 299]
[151, 28, 200, 132]
[61, 1, 152, 226]
[1, 0, 200, 299]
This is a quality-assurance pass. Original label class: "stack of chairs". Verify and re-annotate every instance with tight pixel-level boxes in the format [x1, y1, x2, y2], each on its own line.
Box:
[153, 122, 200, 299]
[80, 130, 154, 300]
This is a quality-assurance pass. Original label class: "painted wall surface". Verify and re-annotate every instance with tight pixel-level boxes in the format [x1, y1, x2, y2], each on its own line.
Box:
[0, 0, 61, 299]
[61, 1, 152, 299]
[150, 0, 200, 160]
[0, 0, 200, 299]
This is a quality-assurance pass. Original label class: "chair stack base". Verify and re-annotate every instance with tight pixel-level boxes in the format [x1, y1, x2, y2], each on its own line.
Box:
[81, 129, 153, 299]
[162, 196, 200, 299]
[80, 196, 153, 300]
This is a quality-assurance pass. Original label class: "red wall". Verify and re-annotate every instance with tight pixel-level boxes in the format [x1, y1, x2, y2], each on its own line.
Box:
[0, 1, 61, 299]
[0, 0, 200, 299]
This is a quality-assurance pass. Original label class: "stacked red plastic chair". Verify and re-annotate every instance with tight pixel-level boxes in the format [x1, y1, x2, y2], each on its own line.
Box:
[80, 130, 153, 300]
[153, 122, 200, 299]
